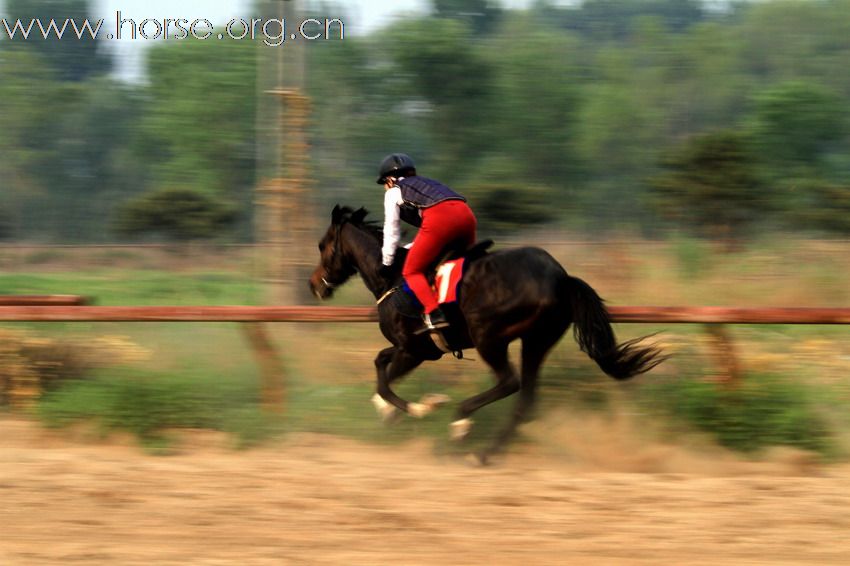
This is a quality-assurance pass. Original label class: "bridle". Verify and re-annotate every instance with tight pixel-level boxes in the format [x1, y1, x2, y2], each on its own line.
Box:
[320, 223, 353, 290]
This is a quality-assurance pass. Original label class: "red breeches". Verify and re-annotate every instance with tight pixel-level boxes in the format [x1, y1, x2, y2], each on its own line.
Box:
[402, 200, 477, 314]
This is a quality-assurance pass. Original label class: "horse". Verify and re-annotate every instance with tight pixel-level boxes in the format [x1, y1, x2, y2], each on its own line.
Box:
[309, 205, 664, 459]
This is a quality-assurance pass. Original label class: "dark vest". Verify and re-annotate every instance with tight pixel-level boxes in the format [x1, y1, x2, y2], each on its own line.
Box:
[397, 176, 466, 209]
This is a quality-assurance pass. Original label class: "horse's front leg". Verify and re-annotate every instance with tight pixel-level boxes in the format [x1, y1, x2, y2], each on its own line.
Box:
[452, 339, 520, 441]
[372, 346, 428, 420]
[372, 347, 400, 421]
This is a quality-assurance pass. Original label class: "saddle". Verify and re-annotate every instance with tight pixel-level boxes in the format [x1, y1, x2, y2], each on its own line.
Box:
[382, 239, 494, 319]
[379, 240, 493, 356]
[439, 239, 494, 265]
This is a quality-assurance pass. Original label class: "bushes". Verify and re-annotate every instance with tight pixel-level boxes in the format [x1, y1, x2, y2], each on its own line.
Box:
[113, 188, 238, 242]
[642, 374, 834, 456]
[27, 361, 845, 457]
[37, 369, 281, 449]
[0, 328, 148, 407]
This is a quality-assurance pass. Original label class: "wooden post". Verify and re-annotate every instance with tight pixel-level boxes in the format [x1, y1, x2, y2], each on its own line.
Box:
[255, 0, 313, 305]
[704, 323, 742, 388]
[241, 323, 285, 413]
[268, 88, 313, 305]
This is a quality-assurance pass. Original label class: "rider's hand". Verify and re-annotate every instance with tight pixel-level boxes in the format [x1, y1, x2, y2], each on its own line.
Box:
[379, 264, 395, 280]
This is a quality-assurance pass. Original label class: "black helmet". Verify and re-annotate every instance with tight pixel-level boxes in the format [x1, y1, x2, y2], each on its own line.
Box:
[377, 153, 416, 184]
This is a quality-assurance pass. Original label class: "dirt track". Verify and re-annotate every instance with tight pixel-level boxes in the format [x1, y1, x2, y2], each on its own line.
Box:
[2, 416, 849, 565]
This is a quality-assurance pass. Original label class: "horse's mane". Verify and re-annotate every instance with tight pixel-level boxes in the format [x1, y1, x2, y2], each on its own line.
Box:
[336, 206, 383, 240]
[335, 205, 410, 268]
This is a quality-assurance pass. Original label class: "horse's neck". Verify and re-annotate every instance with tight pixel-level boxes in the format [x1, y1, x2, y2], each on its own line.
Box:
[344, 225, 386, 298]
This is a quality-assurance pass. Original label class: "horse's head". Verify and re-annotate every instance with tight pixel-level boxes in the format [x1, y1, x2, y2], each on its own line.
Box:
[309, 205, 369, 300]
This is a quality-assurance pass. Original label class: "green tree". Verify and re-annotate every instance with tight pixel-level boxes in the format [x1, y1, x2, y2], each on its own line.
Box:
[748, 81, 846, 171]
[0, 49, 65, 238]
[384, 18, 495, 178]
[113, 188, 238, 242]
[458, 157, 557, 233]
[735, 0, 848, 86]
[670, 21, 749, 136]
[431, 0, 502, 35]
[782, 180, 850, 235]
[0, 3, 144, 242]
[539, 0, 705, 38]
[0, 205, 12, 240]
[482, 16, 583, 186]
[0, 51, 146, 241]
[46, 78, 149, 241]
[4, 0, 110, 80]
[648, 131, 766, 240]
[573, 44, 664, 222]
[140, 39, 257, 200]
[307, 37, 427, 210]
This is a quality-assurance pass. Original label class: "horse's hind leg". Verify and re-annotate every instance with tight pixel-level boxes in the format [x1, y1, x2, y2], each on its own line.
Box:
[482, 336, 551, 458]
[452, 339, 520, 440]
[373, 347, 425, 420]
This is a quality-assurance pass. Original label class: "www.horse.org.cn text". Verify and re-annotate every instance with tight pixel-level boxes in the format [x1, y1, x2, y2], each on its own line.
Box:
[0, 13, 345, 47]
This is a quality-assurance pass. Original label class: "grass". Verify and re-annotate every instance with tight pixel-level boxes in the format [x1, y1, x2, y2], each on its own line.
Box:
[0, 270, 261, 306]
[672, 235, 714, 280]
[639, 373, 837, 457]
[37, 367, 283, 450]
[26, 330, 850, 457]
[34, 364, 515, 454]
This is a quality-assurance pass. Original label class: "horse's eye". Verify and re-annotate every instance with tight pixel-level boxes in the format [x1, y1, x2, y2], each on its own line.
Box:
[319, 242, 325, 252]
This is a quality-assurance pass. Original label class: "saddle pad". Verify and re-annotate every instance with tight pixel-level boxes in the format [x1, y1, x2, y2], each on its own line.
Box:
[391, 257, 466, 316]
[434, 258, 465, 304]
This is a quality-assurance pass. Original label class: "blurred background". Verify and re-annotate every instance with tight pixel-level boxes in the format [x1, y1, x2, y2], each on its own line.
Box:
[2, 0, 850, 246]
[1, 0, 850, 473]
[3, 1, 850, 563]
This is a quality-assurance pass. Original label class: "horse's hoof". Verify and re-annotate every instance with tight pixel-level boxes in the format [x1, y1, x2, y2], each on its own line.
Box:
[407, 402, 431, 418]
[419, 393, 451, 409]
[371, 394, 398, 422]
[450, 418, 473, 441]
[465, 452, 490, 467]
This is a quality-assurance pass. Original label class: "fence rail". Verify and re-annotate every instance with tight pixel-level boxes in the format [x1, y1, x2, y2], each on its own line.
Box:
[0, 305, 849, 324]
[0, 295, 90, 307]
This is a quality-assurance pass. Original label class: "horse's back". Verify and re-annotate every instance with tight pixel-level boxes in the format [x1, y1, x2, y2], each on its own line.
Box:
[460, 246, 569, 314]
[467, 246, 568, 282]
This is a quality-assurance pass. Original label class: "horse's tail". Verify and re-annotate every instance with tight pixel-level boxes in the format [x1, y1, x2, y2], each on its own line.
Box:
[565, 275, 664, 380]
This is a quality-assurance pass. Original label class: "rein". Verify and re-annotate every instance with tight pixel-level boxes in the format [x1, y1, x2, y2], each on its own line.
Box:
[321, 223, 346, 289]
[376, 287, 398, 305]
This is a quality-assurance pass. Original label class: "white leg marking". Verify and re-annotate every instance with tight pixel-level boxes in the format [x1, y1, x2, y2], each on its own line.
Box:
[450, 418, 473, 441]
[407, 402, 432, 418]
[371, 393, 398, 422]
[419, 393, 451, 409]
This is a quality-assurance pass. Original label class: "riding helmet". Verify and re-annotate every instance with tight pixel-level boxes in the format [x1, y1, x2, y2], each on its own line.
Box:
[377, 153, 416, 184]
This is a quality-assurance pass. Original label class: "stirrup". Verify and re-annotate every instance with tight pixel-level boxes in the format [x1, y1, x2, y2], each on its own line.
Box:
[423, 311, 449, 330]
[414, 318, 449, 335]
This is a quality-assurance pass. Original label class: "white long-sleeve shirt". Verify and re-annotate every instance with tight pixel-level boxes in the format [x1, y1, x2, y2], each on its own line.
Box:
[382, 186, 404, 266]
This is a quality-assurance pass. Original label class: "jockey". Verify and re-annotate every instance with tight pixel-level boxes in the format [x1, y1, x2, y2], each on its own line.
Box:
[378, 153, 477, 331]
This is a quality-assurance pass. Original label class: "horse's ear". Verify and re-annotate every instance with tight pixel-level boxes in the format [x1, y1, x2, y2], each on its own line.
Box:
[332, 204, 343, 225]
[350, 207, 369, 225]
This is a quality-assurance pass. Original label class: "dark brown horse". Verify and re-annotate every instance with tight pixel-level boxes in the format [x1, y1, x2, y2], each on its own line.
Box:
[309, 206, 663, 458]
